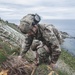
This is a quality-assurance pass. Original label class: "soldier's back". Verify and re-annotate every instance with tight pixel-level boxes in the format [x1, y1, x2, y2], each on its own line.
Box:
[39, 24, 59, 45]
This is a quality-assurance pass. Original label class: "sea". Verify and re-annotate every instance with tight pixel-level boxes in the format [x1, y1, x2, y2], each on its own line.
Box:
[41, 19, 75, 56]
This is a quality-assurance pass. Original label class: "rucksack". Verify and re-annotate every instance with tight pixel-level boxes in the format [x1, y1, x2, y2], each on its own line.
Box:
[39, 24, 62, 45]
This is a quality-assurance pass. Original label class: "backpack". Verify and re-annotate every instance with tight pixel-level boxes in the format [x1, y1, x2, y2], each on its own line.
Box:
[39, 24, 62, 45]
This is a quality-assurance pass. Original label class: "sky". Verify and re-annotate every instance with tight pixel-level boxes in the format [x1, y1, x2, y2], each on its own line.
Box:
[0, 0, 75, 24]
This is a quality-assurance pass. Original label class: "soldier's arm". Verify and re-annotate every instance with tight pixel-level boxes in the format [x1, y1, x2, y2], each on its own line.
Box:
[20, 34, 34, 56]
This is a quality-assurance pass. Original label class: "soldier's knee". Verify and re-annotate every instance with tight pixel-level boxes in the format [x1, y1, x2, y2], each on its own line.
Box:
[54, 45, 61, 52]
[53, 47, 61, 56]
[55, 48, 61, 55]
[56, 48, 61, 53]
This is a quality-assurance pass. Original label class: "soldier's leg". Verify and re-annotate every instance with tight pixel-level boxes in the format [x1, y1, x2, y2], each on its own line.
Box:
[47, 45, 61, 75]
[31, 40, 51, 65]
[51, 45, 61, 64]
[31, 40, 43, 65]
[37, 45, 50, 65]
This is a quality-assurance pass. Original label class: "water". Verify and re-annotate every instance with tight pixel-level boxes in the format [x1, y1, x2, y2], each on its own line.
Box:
[41, 19, 75, 55]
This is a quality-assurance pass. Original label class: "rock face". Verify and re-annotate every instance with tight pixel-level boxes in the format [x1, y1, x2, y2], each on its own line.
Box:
[0, 20, 26, 65]
[0, 20, 35, 75]
[0, 22, 25, 47]
[60, 31, 75, 39]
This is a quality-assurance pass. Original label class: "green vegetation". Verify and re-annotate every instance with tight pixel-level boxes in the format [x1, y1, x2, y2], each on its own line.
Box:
[35, 64, 69, 75]
[0, 38, 20, 64]
[0, 50, 7, 64]
[0, 39, 7, 63]
[58, 70, 68, 75]
[60, 49, 75, 70]
[35, 64, 50, 75]
[0, 18, 21, 65]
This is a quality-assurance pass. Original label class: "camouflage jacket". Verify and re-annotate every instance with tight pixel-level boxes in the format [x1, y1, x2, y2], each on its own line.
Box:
[20, 24, 62, 63]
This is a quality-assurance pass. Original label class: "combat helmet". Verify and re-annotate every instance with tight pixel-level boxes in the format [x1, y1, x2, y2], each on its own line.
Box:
[19, 13, 41, 34]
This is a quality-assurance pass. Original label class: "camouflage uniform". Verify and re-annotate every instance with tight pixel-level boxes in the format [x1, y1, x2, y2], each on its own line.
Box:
[31, 40, 50, 64]
[20, 23, 62, 64]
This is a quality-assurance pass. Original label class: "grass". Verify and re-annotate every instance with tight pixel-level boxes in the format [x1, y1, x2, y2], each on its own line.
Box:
[35, 64, 69, 75]
[60, 49, 75, 70]
[35, 64, 50, 75]
[0, 50, 7, 64]
[0, 38, 20, 64]
[58, 70, 68, 75]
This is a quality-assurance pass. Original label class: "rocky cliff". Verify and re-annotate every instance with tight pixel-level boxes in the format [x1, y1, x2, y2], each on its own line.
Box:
[0, 19, 75, 75]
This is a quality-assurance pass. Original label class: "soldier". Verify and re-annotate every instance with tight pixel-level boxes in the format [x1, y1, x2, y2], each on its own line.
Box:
[19, 14, 62, 68]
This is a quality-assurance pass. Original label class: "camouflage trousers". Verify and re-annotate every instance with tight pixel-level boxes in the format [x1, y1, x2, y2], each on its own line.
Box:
[31, 40, 61, 64]
[37, 47, 50, 64]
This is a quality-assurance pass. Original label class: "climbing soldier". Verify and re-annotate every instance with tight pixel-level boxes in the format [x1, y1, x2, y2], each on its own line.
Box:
[18, 13, 62, 70]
